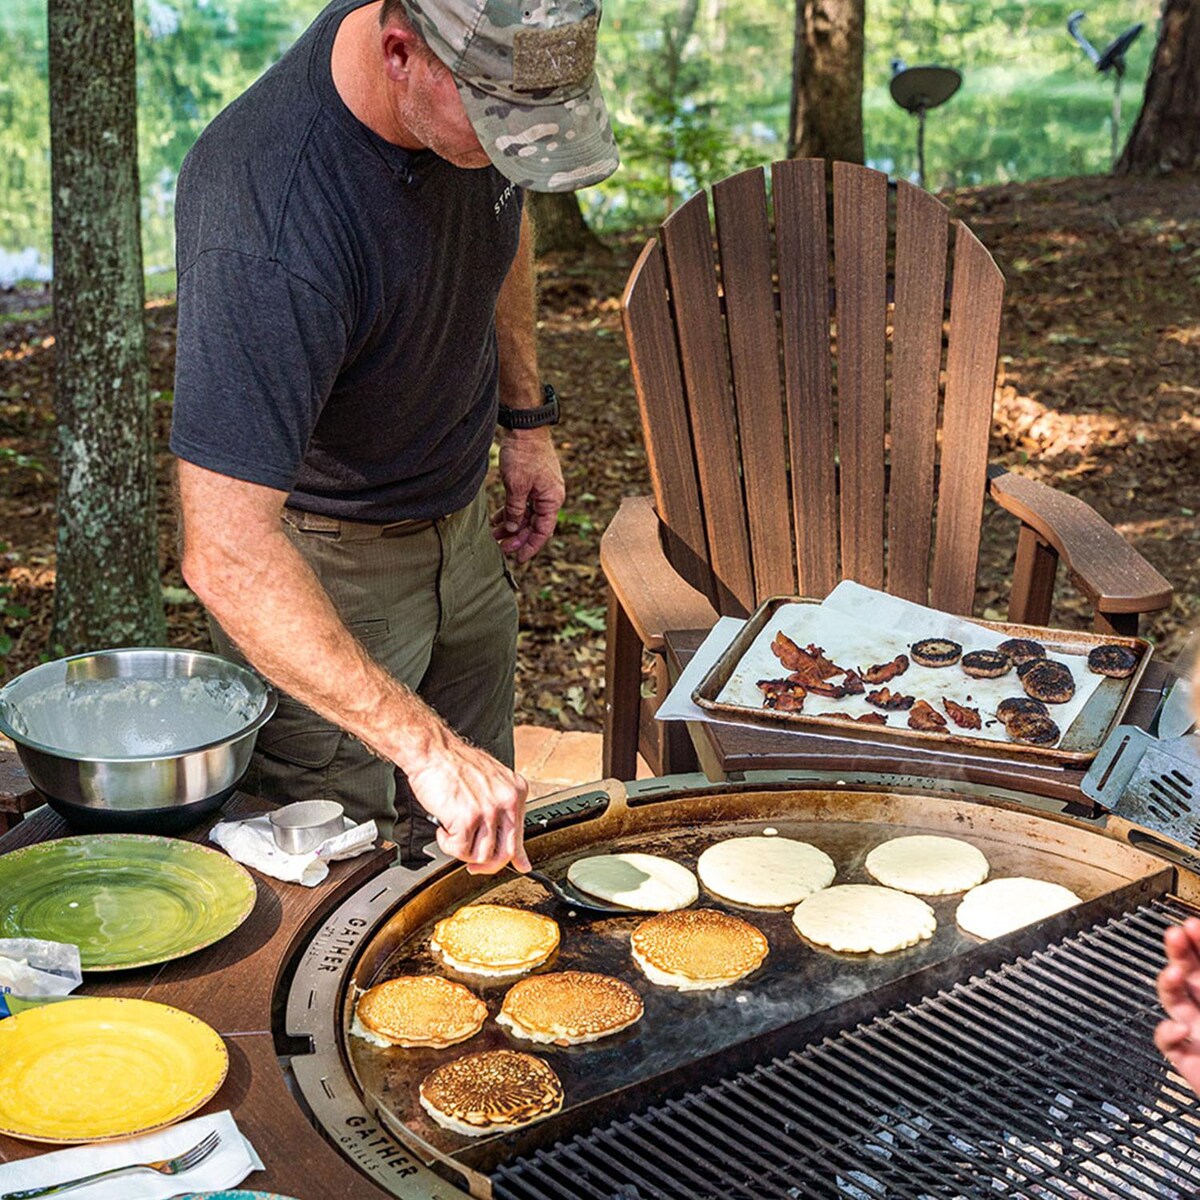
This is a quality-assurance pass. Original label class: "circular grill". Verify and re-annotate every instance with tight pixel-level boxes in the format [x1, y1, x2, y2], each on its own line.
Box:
[281, 774, 1198, 1199]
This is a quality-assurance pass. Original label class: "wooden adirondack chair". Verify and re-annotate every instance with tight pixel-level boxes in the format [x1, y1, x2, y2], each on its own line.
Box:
[601, 160, 1173, 781]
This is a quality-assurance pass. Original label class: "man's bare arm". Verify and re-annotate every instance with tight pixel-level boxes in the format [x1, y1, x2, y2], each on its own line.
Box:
[177, 459, 530, 873]
[492, 206, 565, 563]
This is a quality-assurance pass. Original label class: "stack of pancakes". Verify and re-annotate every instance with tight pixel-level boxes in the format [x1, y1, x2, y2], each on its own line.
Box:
[497, 971, 643, 1045]
[419, 1050, 563, 1136]
[631, 909, 769, 990]
[354, 975, 486, 1049]
[430, 904, 560, 978]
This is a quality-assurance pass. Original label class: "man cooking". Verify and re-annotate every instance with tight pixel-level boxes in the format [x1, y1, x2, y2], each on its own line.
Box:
[170, 0, 618, 874]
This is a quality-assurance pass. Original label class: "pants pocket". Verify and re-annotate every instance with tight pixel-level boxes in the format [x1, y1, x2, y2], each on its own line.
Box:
[254, 618, 390, 769]
[255, 695, 342, 769]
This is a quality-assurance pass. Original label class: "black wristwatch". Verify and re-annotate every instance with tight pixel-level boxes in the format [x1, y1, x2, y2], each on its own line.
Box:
[497, 384, 560, 430]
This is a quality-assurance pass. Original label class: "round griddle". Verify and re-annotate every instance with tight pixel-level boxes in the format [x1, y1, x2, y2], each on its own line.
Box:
[282, 776, 1180, 1198]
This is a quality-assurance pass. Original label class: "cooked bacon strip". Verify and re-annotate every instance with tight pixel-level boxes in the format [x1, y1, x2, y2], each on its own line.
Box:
[841, 670, 865, 695]
[908, 699, 947, 731]
[859, 654, 910, 684]
[865, 687, 915, 711]
[758, 679, 806, 711]
[771, 633, 842, 682]
[803, 644, 844, 678]
[855, 711, 889, 725]
[942, 698, 982, 730]
[791, 675, 848, 698]
[771, 632, 809, 672]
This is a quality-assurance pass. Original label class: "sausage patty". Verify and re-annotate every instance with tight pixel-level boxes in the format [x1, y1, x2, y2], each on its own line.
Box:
[1086, 644, 1139, 679]
[1021, 659, 1076, 704]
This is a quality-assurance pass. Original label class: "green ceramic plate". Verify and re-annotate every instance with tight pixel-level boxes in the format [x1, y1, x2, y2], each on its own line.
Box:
[178, 1194, 300, 1199]
[0, 834, 257, 970]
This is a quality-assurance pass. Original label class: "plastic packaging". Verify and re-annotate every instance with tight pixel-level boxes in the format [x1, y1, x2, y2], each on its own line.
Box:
[0, 938, 83, 997]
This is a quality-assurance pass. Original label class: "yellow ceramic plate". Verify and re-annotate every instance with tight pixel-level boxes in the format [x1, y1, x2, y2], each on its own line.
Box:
[0, 997, 228, 1143]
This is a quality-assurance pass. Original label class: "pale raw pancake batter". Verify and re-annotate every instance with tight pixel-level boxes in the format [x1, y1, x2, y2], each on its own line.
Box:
[697, 836, 835, 907]
[792, 884, 936, 954]
[955, 877, 1080, 939]
[864, 835, 990, 896]
[568, 852, 699, 912]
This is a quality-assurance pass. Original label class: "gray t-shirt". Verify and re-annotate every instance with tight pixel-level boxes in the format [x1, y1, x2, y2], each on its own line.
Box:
[170, 0, 524, 522]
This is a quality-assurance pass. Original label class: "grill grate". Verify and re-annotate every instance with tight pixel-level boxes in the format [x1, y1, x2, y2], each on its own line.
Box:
[494, 899, 1200, 1200]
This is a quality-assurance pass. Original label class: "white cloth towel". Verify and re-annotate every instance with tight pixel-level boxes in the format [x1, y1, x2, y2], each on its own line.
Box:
[209, 814, 377, 886]
[0, 1110, 262, 1200]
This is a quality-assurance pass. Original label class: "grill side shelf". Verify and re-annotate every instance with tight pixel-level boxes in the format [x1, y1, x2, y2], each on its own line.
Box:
[495, 896, 1200, 1200]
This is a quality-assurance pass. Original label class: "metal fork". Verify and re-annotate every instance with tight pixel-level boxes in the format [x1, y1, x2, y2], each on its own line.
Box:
[1, 1130, 221, 1199]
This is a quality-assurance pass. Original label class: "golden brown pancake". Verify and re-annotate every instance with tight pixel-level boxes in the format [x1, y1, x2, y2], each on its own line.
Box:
[430, 904, 560, 978]
[631, 909, 768, 990]
[497, 971, 643, 1045]
[418, 1050, 563, 1136]
[353, 975, 486, 1049]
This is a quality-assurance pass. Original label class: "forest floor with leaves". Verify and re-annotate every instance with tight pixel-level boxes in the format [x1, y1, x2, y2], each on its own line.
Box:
[1, 172, 1198, 731]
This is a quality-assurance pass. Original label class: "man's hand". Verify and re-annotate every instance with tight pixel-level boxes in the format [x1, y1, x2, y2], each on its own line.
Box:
[406, 735, 532, 875]
[1156, 917, 1200, 1092]
[177, 461, 533, 876]
[492, 427, 565, 563]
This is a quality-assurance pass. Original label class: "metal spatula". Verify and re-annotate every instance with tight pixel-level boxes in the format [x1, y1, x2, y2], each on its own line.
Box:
[508, 865, 643, 916]
[1083, 727, 1200, 844]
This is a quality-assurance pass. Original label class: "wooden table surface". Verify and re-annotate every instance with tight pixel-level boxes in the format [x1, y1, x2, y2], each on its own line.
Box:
[664, 628, 1170, 809]
[0, 795, 402, 1199]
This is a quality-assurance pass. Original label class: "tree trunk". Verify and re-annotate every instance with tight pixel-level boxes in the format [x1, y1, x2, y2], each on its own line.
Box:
[526, 192, 604, 257]
[48, 0, 165, 651]
[1116, 0, 1200, 175]
[662, 0, 701, 212]
[788, 0, 866, 163]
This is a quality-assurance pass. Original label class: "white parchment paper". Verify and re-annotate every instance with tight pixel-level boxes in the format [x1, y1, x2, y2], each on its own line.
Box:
[714, 582, 1106, 747]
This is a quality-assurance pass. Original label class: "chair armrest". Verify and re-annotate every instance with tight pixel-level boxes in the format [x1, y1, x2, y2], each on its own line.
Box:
[600, 495, 718, 651]
[987, 466, 1173, 616]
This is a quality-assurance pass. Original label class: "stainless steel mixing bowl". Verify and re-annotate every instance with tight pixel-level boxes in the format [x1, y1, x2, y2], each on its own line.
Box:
[0, 647, 277, 832]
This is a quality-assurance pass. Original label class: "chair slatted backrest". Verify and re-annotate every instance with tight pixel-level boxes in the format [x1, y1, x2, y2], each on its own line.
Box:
[621, 159, 1006, 617]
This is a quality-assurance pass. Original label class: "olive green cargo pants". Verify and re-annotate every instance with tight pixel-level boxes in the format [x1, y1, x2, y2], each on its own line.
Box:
[210, 490, 518, 863]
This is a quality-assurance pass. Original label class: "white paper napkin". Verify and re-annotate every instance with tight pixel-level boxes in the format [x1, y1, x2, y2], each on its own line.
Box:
[209, 814, 377, 886]
[0, 1110, 263, 1200]
[655, 616, 747, 723]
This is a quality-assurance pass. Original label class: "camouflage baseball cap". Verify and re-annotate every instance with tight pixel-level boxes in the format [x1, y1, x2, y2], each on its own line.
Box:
[401, 0, 619, 193]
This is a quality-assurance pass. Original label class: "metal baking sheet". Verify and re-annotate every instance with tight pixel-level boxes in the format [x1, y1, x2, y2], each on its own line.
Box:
[341, 786, 1171, 1182]
[692, 596, 1153, 766]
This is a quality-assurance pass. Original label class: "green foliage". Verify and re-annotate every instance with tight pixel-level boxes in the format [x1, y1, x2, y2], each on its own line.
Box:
[0, 0, 1167, 267]
[593, 0, 787, 228]
[0, 447, 47, 476]
[863, 0, 1160, 186]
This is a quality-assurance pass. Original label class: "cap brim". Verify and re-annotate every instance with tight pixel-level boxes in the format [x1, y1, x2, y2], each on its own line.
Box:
[456, 75, 620, 194]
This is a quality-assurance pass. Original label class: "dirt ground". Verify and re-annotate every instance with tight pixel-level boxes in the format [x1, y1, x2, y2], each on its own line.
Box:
[1, 172, 1197, 731]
